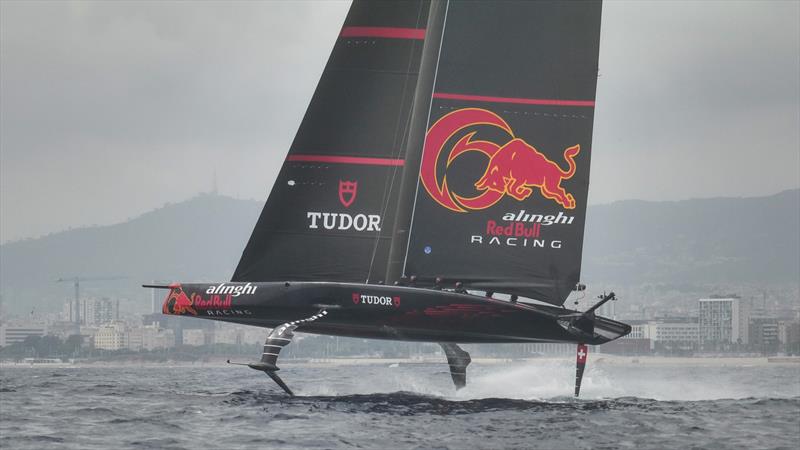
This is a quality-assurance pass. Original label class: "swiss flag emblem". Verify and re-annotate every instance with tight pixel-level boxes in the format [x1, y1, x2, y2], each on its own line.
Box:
[576, 343, 588, 364]
[339, 180, 358, 208]
[352, 293, 360, 304]
[393, 296, 401, 308]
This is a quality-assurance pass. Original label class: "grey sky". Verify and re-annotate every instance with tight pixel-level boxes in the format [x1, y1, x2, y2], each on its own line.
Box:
[1, 0, 798, 243]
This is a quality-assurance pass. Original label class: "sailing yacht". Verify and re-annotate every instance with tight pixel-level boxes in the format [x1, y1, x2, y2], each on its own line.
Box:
[147, 0, 630, 396]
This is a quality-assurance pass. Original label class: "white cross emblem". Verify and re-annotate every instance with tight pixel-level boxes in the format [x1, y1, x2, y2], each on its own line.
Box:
[578, 349, 586, 359]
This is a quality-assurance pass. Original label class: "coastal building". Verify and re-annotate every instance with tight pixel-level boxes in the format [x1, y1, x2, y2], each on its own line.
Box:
[749, 317, 780, 354]
[210, 324, 265, 346]
[141, 325, 175, 350]
[142, 313, 214, 346]
[85, 298, 119, 326]
[617, 319, 697, 352]
[521, 343, 574, 355]
[93, 322, 127, 351]
[604, 320, 651, 354]
[46, 321, 80, 340]
[127, 326, 143, 351]
[649, 320, 698, 344]
[698, 297, 750, 346]
[213, 328, 242, 345]
[623, 321, 649, 339]
[182, 329, 207, 346]
[778, 320, 800, 349]
[62, 298, 119, 326]
[0, 323, 47, 347]
[241, 327, 267, 345]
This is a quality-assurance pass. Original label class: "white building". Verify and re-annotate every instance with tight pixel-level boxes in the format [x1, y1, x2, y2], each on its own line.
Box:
[141, 325, 175, 350]
[778, 320, 800, 346]
[63, 298, 119, 326]
[94, 322, 127, 350]
[622, 322, 648, 339]
[620, 320, 697, 349]
[698, 298, 750, 345]
[649, 321, 698, 343]
[0, 323, 47, 347]
[213, 328, 242, 345]
[241, 326, 266, 345]
[182, 329, 207, 346]
[85, 298, 118, 326]
[127, 327, 143, 351]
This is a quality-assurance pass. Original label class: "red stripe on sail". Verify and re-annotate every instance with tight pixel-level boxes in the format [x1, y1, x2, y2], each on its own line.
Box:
[286, 154, 405, 167]
[433, 92, 595, 107]
[340, 27, 426, 40]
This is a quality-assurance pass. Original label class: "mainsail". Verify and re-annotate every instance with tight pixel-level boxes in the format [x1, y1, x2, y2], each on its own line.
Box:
[233, 0, 430, 283]
[234, 0, 603, 306]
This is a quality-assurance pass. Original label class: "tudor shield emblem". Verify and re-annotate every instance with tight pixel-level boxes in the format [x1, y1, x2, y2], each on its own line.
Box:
[339, 180, 357, 208]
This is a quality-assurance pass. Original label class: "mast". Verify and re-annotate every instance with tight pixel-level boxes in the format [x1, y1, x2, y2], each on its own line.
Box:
[385, 0, 448, 283]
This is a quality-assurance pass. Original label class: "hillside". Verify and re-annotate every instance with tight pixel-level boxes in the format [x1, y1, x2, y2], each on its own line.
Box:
[1, 190, 797, 314]
[0, 194, 263, 313]
[582, 189, 800, 285]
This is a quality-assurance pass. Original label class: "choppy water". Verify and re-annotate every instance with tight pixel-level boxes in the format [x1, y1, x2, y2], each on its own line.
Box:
[1, 360, 799, 449]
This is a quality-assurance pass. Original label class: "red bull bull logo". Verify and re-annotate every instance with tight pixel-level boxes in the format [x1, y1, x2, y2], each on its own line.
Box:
[420, 108, 580, 212]
[163, 285, 197, 316]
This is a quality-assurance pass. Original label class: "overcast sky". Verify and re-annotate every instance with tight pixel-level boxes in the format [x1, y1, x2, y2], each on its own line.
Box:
[1, 0, 798, 243]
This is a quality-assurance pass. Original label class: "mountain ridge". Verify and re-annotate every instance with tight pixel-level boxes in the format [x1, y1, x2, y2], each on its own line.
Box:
[1, 190, 797, 314]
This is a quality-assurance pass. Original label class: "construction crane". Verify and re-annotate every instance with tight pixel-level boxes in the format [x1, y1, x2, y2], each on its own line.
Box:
[56, 276, 127, 325]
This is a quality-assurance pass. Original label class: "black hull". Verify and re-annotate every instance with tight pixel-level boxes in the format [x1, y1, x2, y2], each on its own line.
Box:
[162, 282, 629, 345]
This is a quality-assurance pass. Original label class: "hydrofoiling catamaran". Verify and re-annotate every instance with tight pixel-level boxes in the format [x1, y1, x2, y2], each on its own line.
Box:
[146, 0, 629, 397]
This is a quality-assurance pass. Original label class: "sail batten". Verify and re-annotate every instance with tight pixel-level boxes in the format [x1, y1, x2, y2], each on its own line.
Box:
[285, 155, 406, 166]
[433, 92, 596, 107]
[340, 27, 426, 40]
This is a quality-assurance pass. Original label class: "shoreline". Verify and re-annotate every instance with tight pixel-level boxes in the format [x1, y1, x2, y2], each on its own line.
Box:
[1, 355, 798, 369]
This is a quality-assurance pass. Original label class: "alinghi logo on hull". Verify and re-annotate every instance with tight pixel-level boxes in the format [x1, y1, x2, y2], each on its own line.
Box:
[205, 283, 257, 297]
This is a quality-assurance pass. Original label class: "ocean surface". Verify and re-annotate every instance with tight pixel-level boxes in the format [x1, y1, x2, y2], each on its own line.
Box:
[1, 359, 798, 449]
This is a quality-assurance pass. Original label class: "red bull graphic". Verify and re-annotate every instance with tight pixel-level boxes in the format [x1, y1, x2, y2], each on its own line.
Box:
[163, 285, 197, 316]
[163, 284, 251, 317]
[420, 108, 580, 212]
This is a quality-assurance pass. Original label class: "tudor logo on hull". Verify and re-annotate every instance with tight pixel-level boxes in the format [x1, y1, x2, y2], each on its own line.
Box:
[205, 282, 257, 297]
[352, 293, 401, 308]
[420, 108, 580, 212]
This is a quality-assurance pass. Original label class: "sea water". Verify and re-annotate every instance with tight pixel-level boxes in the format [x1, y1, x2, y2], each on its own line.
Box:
[1, 360, 798, 449]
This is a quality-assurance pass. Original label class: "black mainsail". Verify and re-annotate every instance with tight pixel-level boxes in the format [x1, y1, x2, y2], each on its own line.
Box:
[156, 0, 627, 397]
[233, 0, 430, 284]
